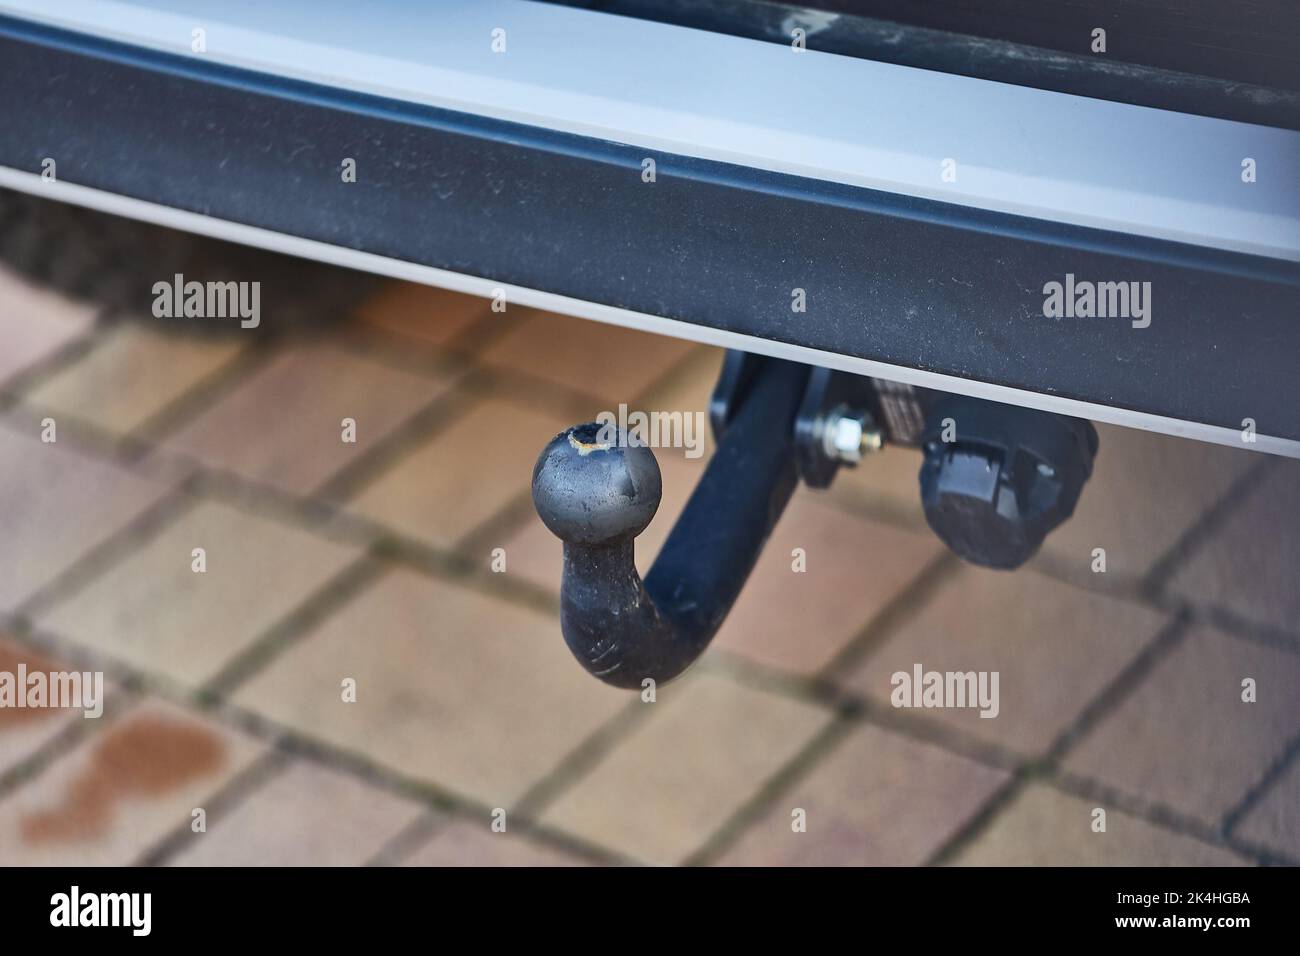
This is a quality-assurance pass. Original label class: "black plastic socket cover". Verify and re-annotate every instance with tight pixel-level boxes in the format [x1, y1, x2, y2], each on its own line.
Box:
[919, 395, 1099, 569]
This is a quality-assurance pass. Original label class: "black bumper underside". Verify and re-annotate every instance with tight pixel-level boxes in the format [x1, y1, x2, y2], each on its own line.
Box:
[1, 15, 1298, 441]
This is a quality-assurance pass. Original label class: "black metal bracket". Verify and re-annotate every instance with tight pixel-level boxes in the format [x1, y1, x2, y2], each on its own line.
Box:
[713, 351, 894, 489]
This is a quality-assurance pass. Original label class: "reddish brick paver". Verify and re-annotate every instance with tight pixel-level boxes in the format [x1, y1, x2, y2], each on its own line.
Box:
[0, 638, 106, 775]
[480, 310, 695, 402]
[354, 283, 489, 349]
[0, 701, 264, 866]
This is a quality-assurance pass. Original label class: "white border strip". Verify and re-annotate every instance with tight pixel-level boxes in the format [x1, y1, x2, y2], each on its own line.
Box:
[4, 0, 1300, 263]
[3, 167, 1292, 459]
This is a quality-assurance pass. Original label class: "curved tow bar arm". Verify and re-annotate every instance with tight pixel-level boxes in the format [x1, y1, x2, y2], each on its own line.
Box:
[531, 357, 810, 689]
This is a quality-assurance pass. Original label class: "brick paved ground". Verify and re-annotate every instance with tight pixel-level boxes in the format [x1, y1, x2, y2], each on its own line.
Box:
[0, 263, 1296, 866]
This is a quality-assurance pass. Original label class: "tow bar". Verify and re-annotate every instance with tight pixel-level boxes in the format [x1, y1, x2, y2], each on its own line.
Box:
[532, 351, 1098, 688]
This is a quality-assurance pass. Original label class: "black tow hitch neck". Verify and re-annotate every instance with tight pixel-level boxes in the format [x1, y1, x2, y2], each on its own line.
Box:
[531, 357, 810, 689]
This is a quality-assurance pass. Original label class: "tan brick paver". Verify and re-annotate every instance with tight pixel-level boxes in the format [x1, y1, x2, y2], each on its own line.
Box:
[843, 566, 1166, 756]
[0, 266, 97, 387]
[717, 722, 1008, 866]
[1234, 756, 1300, 860]
[232, 569, 627, 805]
[1168, 460, 1300, 634]
[827, 445, 927, 525]
[346, 398, 575, 549]
[162, 342, 453, 495]
[36, 500, 360, 686]
[403, 819, 586, 867]
[539, 671, 830, 865]
[1063, 626, 1300, 825]
[950, 783, 1246, 866]
[715, 492, 940, 674]
[21, 324, 243, 436]
[1037, 425, 1255, 579]
[169, 760, 425, 866]
[0, 423, 170, 611]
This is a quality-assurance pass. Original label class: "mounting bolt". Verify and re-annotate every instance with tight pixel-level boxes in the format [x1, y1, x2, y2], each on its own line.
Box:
[822, 408, 882, 465]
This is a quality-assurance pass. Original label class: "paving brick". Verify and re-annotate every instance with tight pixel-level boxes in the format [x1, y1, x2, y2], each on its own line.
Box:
[481, 311, 695, 402]
[539, 672, 830, 865]
[715, 492, 941, 675]
[490, 515, 559, 593]
[1037, 424, 1255, 579]
[0, 423, 170, 612]
[949, 783, 1246, 866]
[0, 700, 264, 866]
[403, 819, 585, 866]
[354, 282, 488, 347]
[162, 342, 452, 495]
[844, 566, 1165, 757]
[1167, 461, 1300, 634]
[717, 722, 1007, 866]
[827, 445, 926, 524]
[1063, 626, 1300, 825]
[169, 760, 424, 866]
[634, 345, 720, 457]
[232, 569, 627, 805]
[346, 398, 574, 549]
[0, 265, 97, 387]
[22, 324, 242, 435]
[637, 344, 719, 403]
[0, 638, 100, 775]
[37, 500, 360, 686]
[1234, 756, 1300, 860]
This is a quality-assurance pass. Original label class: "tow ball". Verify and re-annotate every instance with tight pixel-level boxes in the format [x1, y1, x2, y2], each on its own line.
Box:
[531, 351, 1098, 688]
